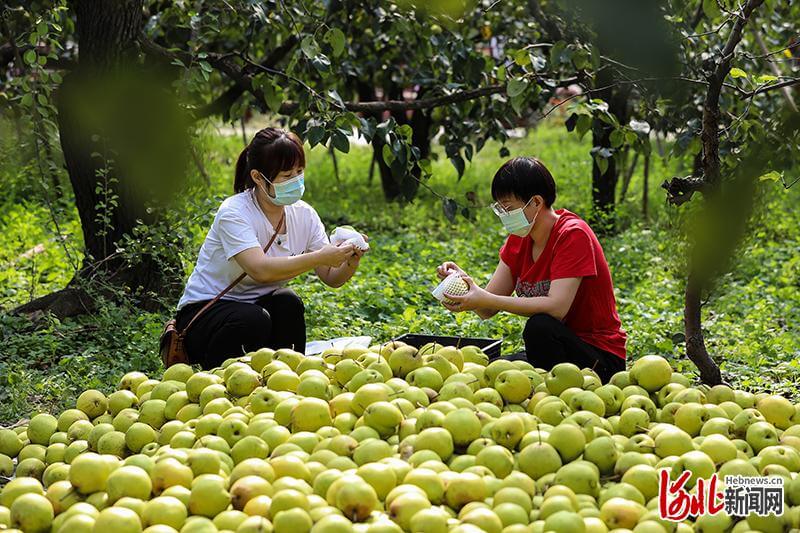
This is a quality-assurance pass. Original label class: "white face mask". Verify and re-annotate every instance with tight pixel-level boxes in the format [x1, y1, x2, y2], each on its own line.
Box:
[493, 197, 539, 237]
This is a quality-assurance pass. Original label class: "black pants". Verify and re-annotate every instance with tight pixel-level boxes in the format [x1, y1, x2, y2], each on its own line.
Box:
[522, 313, 625, 383]
[175, 288, 306, 370]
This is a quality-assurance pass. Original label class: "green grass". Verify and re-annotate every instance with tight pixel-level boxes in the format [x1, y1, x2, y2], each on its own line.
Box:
[0, 118, 798, 423]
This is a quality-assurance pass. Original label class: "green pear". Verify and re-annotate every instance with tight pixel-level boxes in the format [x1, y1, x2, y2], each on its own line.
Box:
[545, 363, 584, 396]
[630, 355, 672, 393]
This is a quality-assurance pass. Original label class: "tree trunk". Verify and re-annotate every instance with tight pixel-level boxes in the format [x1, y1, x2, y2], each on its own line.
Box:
[374, 122, 431, 201]
[590, 122, 617, 230]
[678, 0, 765, 384]
[618, 150, 639, 202]
[684, 268, 722, 384]
[358, 82, 432, 201]
[16, 0, 185, 318]
[590, 69, 631, 233]
[642, 151, 649, 219]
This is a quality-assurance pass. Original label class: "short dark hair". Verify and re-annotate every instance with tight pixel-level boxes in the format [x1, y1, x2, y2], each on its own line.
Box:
[491, 157, 557, 207]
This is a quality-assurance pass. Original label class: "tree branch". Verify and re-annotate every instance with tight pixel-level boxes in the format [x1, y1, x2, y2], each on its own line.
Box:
[685, 15, 735, 40]
[1, 43, 76, 69]
[701, 0, 765, 188]
[139, 34, 511, 115]
[690, 1, 705, 30]
[661, 175, 709, 205]
[284, 85, 507, 114]
[194, 36, 299, 120]
[527, 0, 563, 41]
[138, 35, 243, 88]
[743, 77, 800, 100]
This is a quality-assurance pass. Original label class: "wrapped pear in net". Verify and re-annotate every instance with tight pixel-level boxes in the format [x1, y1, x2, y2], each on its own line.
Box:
[330, 226, 369, 251]
[432, 273, 469, 305]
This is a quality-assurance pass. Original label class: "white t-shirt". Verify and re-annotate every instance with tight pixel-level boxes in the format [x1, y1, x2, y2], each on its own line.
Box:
[177, 190, 329, 310]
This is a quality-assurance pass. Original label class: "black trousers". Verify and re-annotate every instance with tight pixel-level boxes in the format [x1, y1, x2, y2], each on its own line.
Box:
[521, 313, 625, 383]
[175, 288, 306, 370]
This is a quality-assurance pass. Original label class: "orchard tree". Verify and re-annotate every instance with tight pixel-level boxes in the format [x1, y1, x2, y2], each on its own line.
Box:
[2, 0, 581, 317]
[656, 0, 800, 383]
[5, 0, 798, 388]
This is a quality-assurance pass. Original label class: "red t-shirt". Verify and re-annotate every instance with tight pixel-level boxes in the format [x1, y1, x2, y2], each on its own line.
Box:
[499, 209, 627, 359]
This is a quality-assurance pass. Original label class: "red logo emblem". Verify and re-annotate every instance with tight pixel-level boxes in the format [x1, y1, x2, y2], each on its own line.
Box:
[658, 469, 725, 521]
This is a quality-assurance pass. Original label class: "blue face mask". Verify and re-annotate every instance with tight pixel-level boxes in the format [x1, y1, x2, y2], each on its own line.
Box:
[260, 172, 305, 206]
[493, 197, 538, 237]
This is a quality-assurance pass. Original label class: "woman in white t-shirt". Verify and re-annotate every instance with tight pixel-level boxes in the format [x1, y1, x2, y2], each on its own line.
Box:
[175, 127, 364, 369]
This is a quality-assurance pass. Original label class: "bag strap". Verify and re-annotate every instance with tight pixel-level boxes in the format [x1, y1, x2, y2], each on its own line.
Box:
[180, 213, 285, 336]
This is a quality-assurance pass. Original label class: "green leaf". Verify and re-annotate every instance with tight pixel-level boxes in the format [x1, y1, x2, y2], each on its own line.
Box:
[358, 118, 375, 142]
[514, 49, 531, 67]
[396, 124, 413, 141]
[703, 0, 721, 19]
[21, 93, 33, 107]
[507, 78, 528, 98]
[24, 49, 37, 65]
[331, 131, 350, 154]
[549, 41, 566, 66]
[595, 154, 609, 175]
[576, 114, 592, 140]
[382, 144, 395, 166]
[307, 126, 325, 147]
[301, 36, 320, 58]
[729, 67, 747, 79]
[571, 48, 590, 70]
[450, 154, 465, 178]
[758, 171, 781, 182]
[610, 129, 625, 148]
[442, 198, 458, 222]
[755, 74, 777, 84]
[327, 88, 345, 109]
[36, 22, 48, 37]
[497, 64, 506, 82]
[418, 158, 432, 175]
[325, 28, 346, 58]
[510, 92, 526, 115]
[264, 83, 284, 113]
[311, 54, 331, 72]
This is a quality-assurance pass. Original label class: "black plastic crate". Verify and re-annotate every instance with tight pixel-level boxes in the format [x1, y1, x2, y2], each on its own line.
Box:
[391, 333, 502, 359]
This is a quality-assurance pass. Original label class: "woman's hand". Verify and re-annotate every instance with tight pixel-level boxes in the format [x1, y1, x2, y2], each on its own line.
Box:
[443, 276, 491, 313]
[436, 261, 467, 280]
[317, 243, 356, 267]
[345, 233, 369, 267]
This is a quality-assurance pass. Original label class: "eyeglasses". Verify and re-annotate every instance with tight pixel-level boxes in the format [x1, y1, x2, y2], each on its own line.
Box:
[491, 197, 533, 217]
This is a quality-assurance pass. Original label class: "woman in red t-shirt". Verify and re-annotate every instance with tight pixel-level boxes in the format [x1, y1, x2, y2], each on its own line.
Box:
[438, 157, 627, 382]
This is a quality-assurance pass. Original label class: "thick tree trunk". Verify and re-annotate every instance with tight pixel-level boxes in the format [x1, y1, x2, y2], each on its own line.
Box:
[16, 0, 185, 319]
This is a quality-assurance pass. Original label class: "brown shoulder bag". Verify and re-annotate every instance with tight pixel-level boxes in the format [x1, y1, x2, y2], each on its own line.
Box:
[160, 214, 285, 367]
